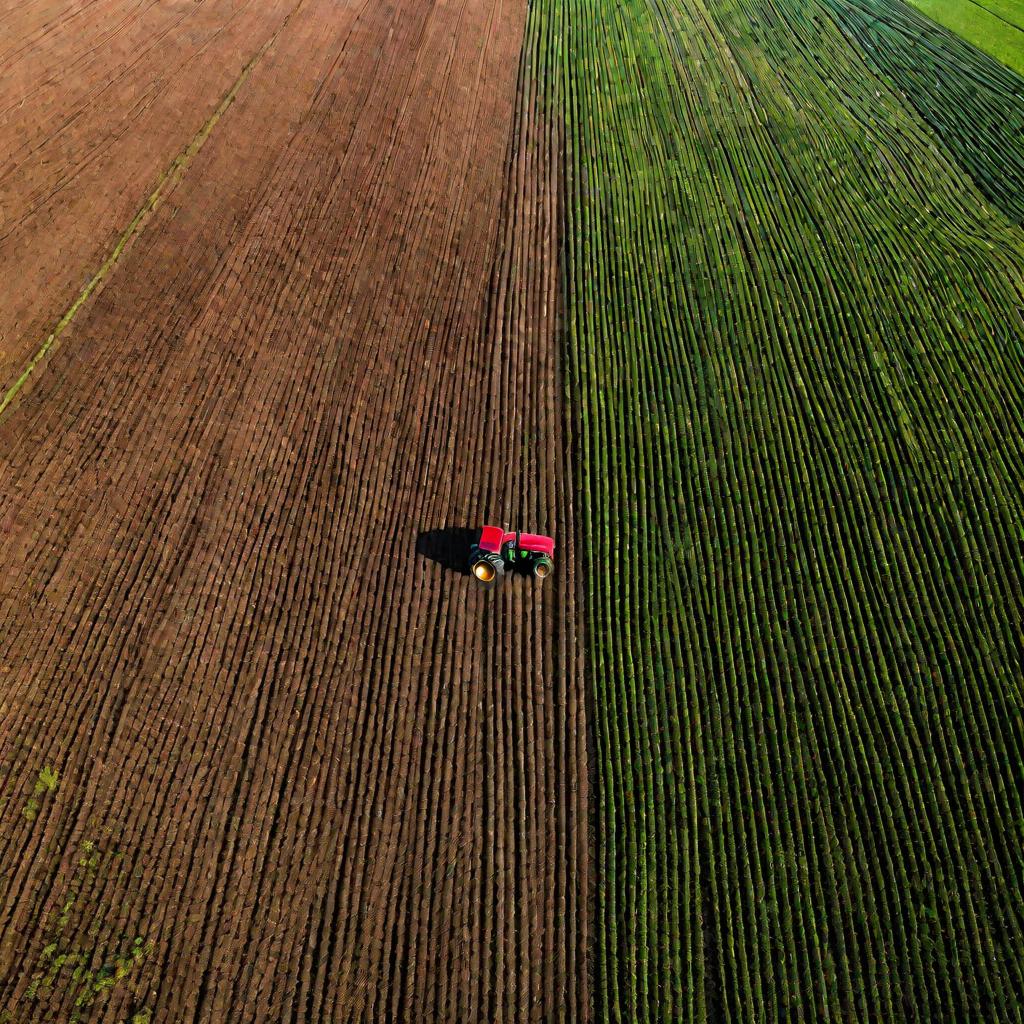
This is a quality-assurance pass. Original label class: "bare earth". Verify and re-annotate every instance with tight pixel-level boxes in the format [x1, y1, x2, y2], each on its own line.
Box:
[0, 0, 588, 1020]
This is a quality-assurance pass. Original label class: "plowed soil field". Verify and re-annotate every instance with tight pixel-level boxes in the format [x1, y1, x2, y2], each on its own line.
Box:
[9, 0, 1024, 1018]
[0, 1, 588, 1021]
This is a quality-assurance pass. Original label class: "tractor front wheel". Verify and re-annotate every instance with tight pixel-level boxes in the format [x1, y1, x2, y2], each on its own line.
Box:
[532, 555, 553, 581]
[471, 554, 505, 589]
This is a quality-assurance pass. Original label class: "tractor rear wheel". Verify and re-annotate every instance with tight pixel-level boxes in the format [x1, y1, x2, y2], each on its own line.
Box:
[532, 555, 553, 580]
[471, 554, 505, 589]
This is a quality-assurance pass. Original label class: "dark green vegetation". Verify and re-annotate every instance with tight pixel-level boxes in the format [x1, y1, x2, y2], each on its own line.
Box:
[526, 0, 1024, 1016]
[825, 0, 1024, 223]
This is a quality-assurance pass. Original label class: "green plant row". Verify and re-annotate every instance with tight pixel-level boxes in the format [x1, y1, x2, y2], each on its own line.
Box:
[525, 0, 1024, 1017]
[822, 0, 1024, 222]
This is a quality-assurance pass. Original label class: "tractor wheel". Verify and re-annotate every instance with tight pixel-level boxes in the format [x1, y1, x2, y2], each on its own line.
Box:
[532, 555, 553, 581]
[471, 554, 505, 589]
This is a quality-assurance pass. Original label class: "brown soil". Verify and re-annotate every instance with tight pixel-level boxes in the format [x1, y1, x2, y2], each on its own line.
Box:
[0, 0, 296, 388]
[0, 0, 588, 1020]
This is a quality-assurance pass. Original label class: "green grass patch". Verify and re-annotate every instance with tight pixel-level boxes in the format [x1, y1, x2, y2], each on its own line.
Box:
[12, 835, 155, 1021]
[22, 765, 59, 822]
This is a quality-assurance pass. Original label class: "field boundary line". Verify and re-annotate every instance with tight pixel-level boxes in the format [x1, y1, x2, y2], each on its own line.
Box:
[0, 21, 289, 424]
[965, 0, 1024, 36]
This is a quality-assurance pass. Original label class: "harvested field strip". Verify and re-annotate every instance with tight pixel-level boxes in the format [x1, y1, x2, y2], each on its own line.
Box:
[0, 0, 587, 1020]
[528, 0, 1024, 1017]
[0, 23, 288, 423]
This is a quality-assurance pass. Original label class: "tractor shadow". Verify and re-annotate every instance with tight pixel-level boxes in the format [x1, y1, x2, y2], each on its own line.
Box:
[416, 527, 477, 576]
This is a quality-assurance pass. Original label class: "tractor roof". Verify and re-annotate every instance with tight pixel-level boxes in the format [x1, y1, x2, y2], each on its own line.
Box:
[478, 525, 506, 552]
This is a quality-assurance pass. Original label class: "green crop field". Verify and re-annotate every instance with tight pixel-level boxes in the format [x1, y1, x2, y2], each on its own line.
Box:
[902, 0, 1024, 76]
[525, 0, 1024, 1017]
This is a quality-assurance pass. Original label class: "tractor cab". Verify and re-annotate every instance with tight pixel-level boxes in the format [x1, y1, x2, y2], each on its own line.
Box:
[470, 525, 554, 587]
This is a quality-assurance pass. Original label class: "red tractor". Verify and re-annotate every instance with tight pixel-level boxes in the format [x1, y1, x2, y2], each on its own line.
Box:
[469, 526, 554, 588]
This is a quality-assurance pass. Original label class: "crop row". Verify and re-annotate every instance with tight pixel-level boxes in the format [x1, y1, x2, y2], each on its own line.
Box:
[527, 0, 1024, 1016]
[823, 0, 1024, 223]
